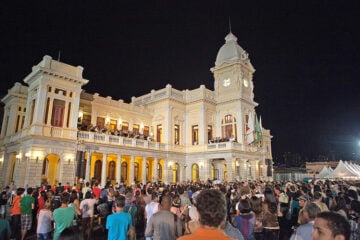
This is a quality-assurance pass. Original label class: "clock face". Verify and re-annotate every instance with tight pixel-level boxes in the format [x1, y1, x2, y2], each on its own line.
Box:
[243, 78, 249, 87]
[223, 78, 231, 87]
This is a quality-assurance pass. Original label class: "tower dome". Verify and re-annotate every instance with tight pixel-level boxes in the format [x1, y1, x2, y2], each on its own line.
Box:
[215, 32, 246, 66]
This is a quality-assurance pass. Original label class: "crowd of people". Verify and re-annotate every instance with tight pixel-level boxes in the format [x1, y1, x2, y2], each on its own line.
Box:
[0, 178, 357, 240]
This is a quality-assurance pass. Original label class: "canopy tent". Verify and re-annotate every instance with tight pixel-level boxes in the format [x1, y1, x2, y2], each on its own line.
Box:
[316, 166, 333, 179]
[327, 160, 360, 179]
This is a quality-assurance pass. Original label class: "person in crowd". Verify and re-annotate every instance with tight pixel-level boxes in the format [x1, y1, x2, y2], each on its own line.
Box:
[20, 187, 35, 240]
[30, 190, 39, 233]
[106, 195, 132, 240]
[80, 191, 98, 239]
[233, 198, 255, 240]
[178, 189, 232, 240]
[92, 182, 101, 199]
[0, 218, 11, 240]
[179, 187, 191, 208]
[312, 211, 350, 240]
[53, 192, 76, 240]
[145, 192, 159, 240]
[37, 200, 53, 240]
[68, 190, 81, 216]
[262, 200, 279, 240]
[250, 196, 264, 240]
[313, 191, 329, 212]
[145, 194, 183, 240]
[10, 187, 24, 239]
[183, 205, 200, 235]
[0, 187, 8, 219]
[123, 191, 138, 228]
[82, 182, 91, 199]
[292, 202, 321, 240]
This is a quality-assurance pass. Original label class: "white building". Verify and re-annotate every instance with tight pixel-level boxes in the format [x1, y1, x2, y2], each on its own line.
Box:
[0, 32, 272, 188]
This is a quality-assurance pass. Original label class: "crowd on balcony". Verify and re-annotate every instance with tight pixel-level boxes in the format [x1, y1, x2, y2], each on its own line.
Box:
[78, 124, 153, 141]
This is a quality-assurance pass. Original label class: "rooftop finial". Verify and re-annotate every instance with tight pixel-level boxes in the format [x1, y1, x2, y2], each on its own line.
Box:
[229, 16, 232, 33]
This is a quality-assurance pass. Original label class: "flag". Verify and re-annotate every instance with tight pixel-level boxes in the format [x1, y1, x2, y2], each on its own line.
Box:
[254, 114, 262, 144]
[246, 113, 254, 144]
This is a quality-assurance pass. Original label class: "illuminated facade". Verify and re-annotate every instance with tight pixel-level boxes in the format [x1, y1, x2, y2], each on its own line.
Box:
[0, 32, 272, 187]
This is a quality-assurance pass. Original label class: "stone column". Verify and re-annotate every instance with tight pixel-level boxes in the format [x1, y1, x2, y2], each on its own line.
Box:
[85, 151, 91, 182]
[200, 106, 206, 145]
[101, 153, 107, 187]
[152, 157, 158, 182]
[226, 158, 236, 182]
[250, 160, 258, 180]
[33, 85, 47, 125]
[129, 155, 134, 185]
[218, 162, 224, 181]
[164, 159, 169, 184]
[142, 157, 146, 184]
[46, 98, 54, 125]
[116, 154, 121, 184]
[239, 159, 247, 181]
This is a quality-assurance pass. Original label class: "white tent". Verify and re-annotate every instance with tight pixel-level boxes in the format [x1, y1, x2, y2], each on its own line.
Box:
[316, 166, 333, 179]
[327, 160, 360, 179]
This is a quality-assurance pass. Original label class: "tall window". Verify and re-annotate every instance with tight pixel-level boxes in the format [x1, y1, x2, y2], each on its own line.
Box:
[192, 125, 198, 145]
[208, 125, 213, 142]
[221, 115, 237, 139]
[122, 122, 129, 133]
[82, 114, 91, 128]
[96, 117, 105, 129]
[143, 126, 149, 136]
[45, 98, 50, 124]
[110, 119, 117, 131]
[66, 102, 71, 128]
[156, 124, 162, 142]
[134, 163, 139, 182]
[94, 160, 102, 182]
[157, 163, 162, 180]
[51, 99, 65, 127]
[108, 161, 116, 180]
[121, 162, 127, 182]
[192, 164, 199, 181]
[133, 124, 139, 135]
[174, 124, 180, 144]
[15, 115, 20, 133]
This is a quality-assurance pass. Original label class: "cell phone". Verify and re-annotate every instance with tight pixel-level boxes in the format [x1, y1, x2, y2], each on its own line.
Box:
[188, 206, 191, 209]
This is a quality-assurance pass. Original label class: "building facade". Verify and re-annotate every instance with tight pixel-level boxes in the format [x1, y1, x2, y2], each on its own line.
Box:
[0, 32, 272, 188]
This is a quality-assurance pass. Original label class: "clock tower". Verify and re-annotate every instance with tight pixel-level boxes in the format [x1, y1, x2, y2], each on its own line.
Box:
[211, 32, 256, 104]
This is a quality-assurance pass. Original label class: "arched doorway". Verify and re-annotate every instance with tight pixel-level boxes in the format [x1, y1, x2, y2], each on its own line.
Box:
[43, 154, 60, 185]
[211, 163, 215, 180]
[192, 164, 199, 181]
[94, 160, 102, 182]
[121, 162, 127, 183]
[108, 161, 116, 181]
[172, 163, 179, 183]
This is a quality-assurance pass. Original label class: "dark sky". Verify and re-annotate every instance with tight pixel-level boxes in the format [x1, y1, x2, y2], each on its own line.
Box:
[1, 1, 360, 161]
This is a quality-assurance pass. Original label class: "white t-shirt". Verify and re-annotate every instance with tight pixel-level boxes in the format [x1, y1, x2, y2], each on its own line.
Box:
[145, 201, 159, 223]
[37, 209, 53, 234]
[80, 198, 97, 218]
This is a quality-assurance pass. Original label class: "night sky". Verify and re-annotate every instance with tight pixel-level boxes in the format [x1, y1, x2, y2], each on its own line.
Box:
[1, 1, 360, 162]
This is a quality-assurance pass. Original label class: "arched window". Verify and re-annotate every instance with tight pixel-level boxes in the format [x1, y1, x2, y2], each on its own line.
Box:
[172, 163, 179, 183]
[211, 163, 215, 180]
[192, 164, 199, 181]
[221, 114, 237, 140]
[134, 162, 139, 182]
[108, 161, 116, 180]
[146, 163, 150, 181]
[121, 162, 127, 182]
[94, 160, 102, 182]
[157, 163, 162, 180]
